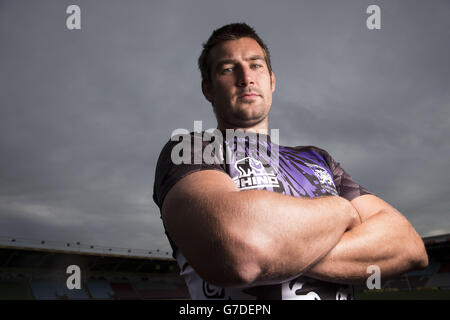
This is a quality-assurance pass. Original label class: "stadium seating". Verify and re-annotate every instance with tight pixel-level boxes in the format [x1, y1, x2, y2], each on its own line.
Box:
[384, 277, 411, 291]
[132, 275, 189, 299]
[64, 284, 90, 299]
[0, 279, 34, 299]
[426, 273, 450, 289]
[109, 282, 141, 299]
[30, 278, 67, 300]
[405, 260, 440, 277]
[86, 280, 115, 299]
[438, 262, 450, 273]
[407, 276, 431, 288]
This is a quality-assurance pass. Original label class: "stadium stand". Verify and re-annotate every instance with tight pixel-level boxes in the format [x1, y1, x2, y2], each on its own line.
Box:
[0, 237, 189, 300]
[133, 274, 189, 299]
[86, 280, 115, 299]
[1, 233, 449, 299]
[30, 278, 66, 300]
[109, 282, 141, 299]
[29, 276, 90, 300]
[354, 233, 450, 299]
[65, 285, 90, 299]
[426, 264, 450, 290]
[0, 279, 33, 300]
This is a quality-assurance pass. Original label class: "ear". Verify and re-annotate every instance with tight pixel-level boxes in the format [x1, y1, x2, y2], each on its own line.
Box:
[270, 72, 276, 93]
[202, 81, 213, 102]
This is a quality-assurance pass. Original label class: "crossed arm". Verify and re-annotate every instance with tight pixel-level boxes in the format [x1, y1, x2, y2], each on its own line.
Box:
[304, 195, 428, 284]
[162, 170, 428, 287]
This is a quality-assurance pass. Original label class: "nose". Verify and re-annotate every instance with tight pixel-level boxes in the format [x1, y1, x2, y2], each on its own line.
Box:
[236, 65, 254, 87]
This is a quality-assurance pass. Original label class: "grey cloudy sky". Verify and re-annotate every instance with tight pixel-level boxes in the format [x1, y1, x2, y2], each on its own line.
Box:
[1, 0, 449, 254]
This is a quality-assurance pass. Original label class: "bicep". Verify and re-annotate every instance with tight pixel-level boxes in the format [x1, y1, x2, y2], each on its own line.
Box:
[350, 194, 398, 222]
[162, 169, 238, 219]
[161, 170, 239, 278]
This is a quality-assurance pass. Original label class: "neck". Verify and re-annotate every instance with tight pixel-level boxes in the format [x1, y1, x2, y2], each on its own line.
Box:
[217, 118, 269, 135]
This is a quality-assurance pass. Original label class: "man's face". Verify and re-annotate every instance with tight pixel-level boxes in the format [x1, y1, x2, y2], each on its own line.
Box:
[203, 37, 276, 130]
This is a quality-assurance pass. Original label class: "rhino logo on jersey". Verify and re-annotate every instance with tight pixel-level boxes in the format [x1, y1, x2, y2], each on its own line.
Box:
[235, 157, 266, 177]
[232, 157, 279, 190]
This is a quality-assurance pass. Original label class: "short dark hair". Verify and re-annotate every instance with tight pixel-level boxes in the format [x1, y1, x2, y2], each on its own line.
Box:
[198, 23, 273, 86]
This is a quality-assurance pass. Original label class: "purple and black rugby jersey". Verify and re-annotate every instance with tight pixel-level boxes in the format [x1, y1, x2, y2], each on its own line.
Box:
[153, 132, 372, 300]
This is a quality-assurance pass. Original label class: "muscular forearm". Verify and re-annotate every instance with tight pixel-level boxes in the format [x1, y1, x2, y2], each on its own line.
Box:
[211, 190, 360, 286]
[303, 209, 428, 285]
[163, 171, 360, 287]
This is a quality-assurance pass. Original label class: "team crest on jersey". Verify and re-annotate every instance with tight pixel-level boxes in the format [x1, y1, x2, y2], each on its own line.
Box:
[232, 157, 280, 190]
[305, 163, 338, 195]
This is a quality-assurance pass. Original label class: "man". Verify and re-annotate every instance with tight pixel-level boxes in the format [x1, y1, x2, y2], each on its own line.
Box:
[153, 23, 428, 300]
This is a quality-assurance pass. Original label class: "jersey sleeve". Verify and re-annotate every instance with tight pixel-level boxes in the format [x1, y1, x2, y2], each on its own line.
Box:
[314, 147, 374, 201]
[152, 135, 226, 211]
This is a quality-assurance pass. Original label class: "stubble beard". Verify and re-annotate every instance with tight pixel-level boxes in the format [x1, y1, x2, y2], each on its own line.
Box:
[215, 100, 269, 130]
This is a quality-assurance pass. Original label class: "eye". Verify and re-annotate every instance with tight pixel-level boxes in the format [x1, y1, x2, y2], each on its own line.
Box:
[251, 64, 262, 69]
[221, 67, 233, 74]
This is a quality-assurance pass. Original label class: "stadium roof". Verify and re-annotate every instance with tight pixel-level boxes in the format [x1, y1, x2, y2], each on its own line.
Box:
[0, 235, 173, 260]
[422, 233, 450, 246]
